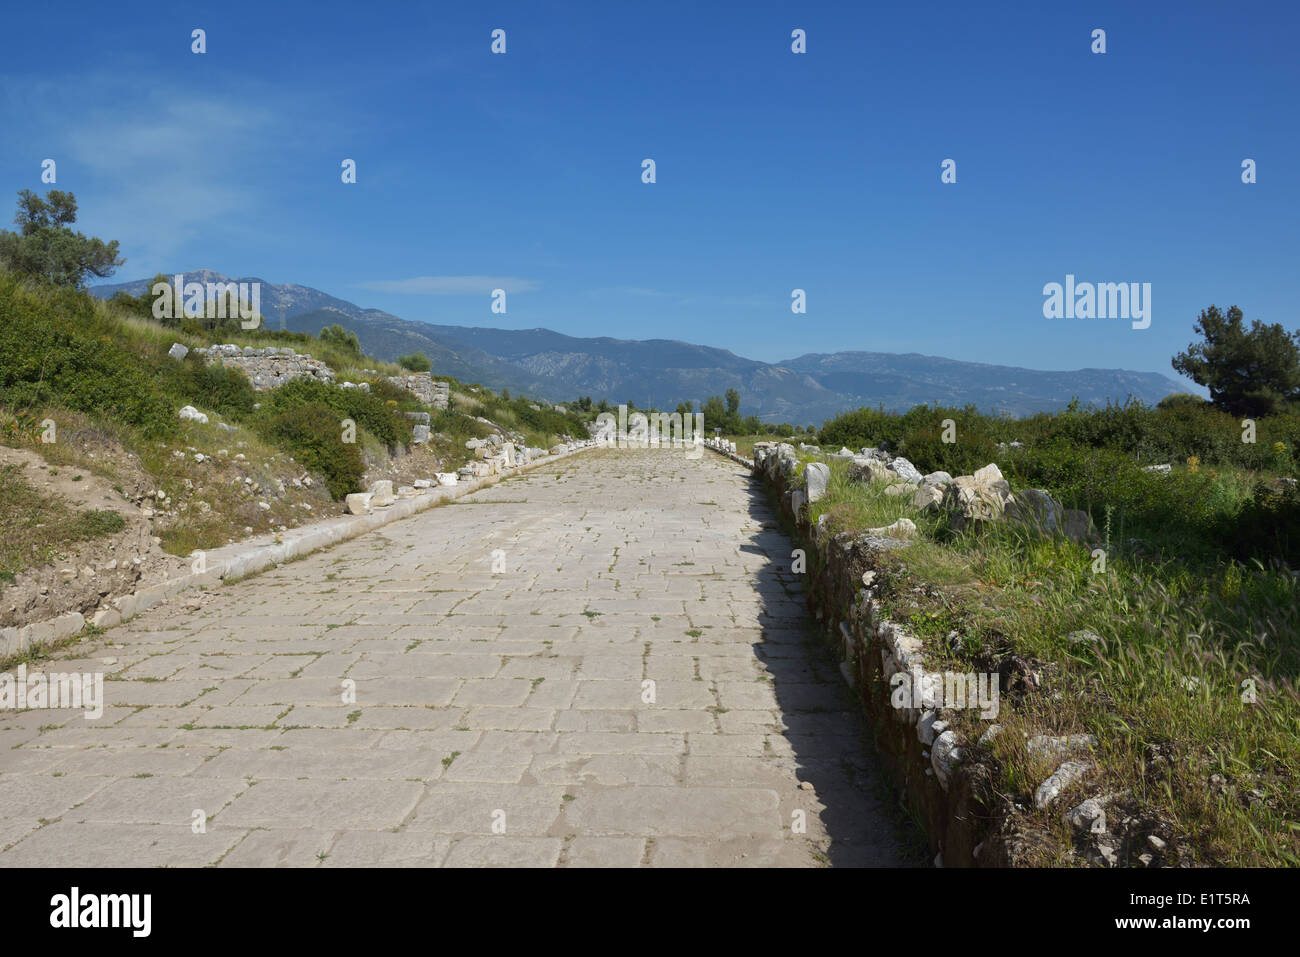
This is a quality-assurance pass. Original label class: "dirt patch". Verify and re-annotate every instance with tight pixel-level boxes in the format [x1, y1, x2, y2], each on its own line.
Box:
[362, 443, 455, 490]
[0, 412, 509, 633]
[0, 444, 184, 629]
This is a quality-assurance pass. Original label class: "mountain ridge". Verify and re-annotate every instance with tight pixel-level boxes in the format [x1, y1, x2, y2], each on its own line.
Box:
[90, 272, 1189, 421]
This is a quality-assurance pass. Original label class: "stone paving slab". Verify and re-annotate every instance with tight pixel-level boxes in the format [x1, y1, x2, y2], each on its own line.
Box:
[0, 449, 909, 867]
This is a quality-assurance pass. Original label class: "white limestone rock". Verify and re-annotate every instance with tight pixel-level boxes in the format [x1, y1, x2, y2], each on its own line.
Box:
[888, 456, 923, 484]
[931, 730, 963, 788]
[368, 480, 396, 507]
[848, 457, 891, 485]
[804, 462, 830, 503]
[1006, 488, 1066, 536]
[1035, 760, 1092, 809]
[1065, 797, 1108, 834]
[911, 484, 944, 511]
[865, 517, 917, 540]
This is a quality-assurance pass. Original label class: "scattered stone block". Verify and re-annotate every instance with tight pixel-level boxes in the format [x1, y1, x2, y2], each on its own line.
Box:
[368, 480, 396, 507]
[888, 457, 923, 484]
[804, 462, 830, 502]
[911, 485, 944, 511]
[1035, 760, 1091, 809]
[1065, 798, 1107, 834]
[865, 517, 917, 540]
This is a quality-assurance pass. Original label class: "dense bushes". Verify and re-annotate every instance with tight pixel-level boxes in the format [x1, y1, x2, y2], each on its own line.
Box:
[1219, 481, 1300, 564]
[158, 357, 256, 421]
[250, 379, 412, 498]
[397, 351, 431, 372]
[469, 391, 590, 443]
[1013, 398, 1300, 470]
[255, 378, 410, 449]
[1, 275, 412, 501]
[819, 404, 1005, 475]
[320, 324, 361, 356]
[258, 403, 365, 499]
[816, 395, 1300, 564]
[2, 273, 265, 437]
[820, 397, 1300, 474]
[0, 272, 177, 437]
[505, 396, 588, 439]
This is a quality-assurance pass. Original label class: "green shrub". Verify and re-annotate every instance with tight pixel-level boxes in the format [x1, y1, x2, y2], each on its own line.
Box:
[0, 272, 177, 437]
[319, 324, 361, 356]
[70, 509, 126, 537]
[820, 404, 1005, 474]
[1015, 398, 1300, 471]
[159, 357, 256, 421]
[818, 406, 906, 450]
[397, 351, 432, 372]
[257, 403, 364, 499]
[1218, 480, 1300, 564]
[256, 377, 409, 448]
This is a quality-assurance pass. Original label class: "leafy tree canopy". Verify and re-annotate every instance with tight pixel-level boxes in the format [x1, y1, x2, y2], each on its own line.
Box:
[396, 350, 432, 372]
[0, 190, 124, 288]
[1171, 305, 1300, 417]
[319, 323, 361, 355]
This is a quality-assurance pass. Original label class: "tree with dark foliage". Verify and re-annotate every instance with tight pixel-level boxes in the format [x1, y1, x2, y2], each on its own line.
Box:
[1172, 305, 1300, 417]
[0, 190, 124, 288]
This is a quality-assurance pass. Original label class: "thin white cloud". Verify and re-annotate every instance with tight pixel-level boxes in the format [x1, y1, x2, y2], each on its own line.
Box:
[358, 276, 540, 294]
[4, 73, 285, 269]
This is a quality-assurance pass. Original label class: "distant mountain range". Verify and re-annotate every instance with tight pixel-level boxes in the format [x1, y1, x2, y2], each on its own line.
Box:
[90, 272, 1187, 422]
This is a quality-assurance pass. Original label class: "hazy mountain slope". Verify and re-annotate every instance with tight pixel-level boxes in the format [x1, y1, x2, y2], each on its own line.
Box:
[779, 352, 1184, 417]
[91, 273, 1187, 421]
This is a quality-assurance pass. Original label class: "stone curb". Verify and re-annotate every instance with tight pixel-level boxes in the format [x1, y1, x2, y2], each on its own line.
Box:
[0, 444, 597, 663]
[702, 443, 754, 470]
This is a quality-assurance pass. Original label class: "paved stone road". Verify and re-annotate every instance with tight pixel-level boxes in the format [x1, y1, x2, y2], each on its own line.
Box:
[0, 449, 908, 867]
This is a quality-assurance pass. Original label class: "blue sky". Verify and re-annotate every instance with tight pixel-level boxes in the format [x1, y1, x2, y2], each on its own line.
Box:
[1, 0, 1296, 384]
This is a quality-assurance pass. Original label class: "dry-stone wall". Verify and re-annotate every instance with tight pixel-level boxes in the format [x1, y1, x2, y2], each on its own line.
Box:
[744, 441, 995, 865]
[186, 346, 451, 412]
[386, 373, 450, 410]
[191, 344, 335, 391]
[739, 440, 1110, 867]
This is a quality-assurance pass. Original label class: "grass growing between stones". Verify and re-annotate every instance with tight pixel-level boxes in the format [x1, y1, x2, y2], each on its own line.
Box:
[806, 456, 1300, 866]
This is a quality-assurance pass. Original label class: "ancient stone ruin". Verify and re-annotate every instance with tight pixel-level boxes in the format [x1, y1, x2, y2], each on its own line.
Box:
[191, 344, 335, 391]
[386, 373, 450, 410]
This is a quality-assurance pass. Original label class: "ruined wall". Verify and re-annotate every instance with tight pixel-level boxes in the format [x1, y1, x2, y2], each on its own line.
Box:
[187, 345, 451, 411]
[191, 345, 335, 391]
[744, 441, 1003, 867]
[386, 373, 449, 410]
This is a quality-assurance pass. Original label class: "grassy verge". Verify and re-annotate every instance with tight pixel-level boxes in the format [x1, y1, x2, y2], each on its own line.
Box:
[805, 457, 1299, 865]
